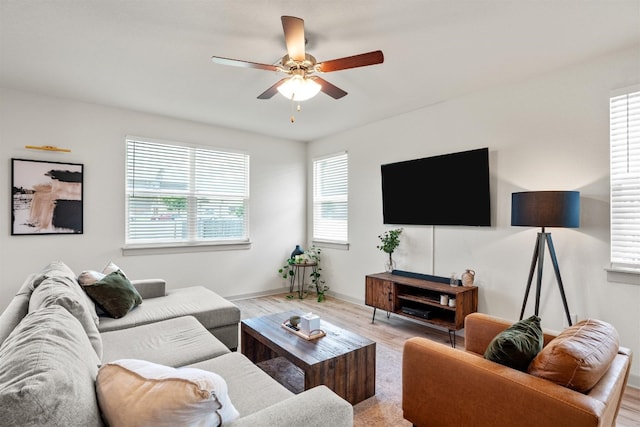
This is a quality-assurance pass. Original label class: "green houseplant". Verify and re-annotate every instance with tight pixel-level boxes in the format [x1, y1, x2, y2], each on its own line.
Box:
[305, 246, 327, 301]
[377, 228, 403, 272]
[278, 245, 327, 301]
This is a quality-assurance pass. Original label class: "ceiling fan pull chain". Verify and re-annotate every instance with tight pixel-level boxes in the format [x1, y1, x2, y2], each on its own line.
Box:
[290, 95, 296, 123]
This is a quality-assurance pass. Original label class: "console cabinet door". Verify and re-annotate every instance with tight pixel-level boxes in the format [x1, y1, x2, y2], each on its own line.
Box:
[365, 276, 394, 312]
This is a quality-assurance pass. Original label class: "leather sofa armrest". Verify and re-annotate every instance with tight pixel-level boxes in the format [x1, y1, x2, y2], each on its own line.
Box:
[402, 337, 607, 427]
[130, 279, 166, 299]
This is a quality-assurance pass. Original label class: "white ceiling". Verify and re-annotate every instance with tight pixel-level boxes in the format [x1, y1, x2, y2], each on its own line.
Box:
[1, 1, 639, 142]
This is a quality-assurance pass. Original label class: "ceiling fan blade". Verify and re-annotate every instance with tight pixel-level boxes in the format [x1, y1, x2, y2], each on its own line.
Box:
[257, 78, 289, 99]
[211, 55, 280, 72]
[281, 16, 306, 62]
[315, 50, 384, 73]
[311, 76, 348, 99]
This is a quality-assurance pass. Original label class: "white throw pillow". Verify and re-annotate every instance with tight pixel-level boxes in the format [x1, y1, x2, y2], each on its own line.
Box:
[77, 269, 105, 286]
[103, 261, 126, 277]
[96, 359, 239, 427]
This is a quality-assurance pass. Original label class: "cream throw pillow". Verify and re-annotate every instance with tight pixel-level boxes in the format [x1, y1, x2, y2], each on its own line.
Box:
[96, 359, 239, 427]
[78, 261, 127, 286]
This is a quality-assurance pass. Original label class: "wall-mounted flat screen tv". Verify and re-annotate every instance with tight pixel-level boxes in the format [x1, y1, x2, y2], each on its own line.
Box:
[381, 147, 491, 226]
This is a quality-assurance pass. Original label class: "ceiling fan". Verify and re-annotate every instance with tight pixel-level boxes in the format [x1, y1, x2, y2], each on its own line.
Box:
[211, 16, 384, 102]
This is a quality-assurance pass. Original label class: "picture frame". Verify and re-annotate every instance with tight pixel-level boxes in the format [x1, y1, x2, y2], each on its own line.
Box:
[11, 158, 84, 235]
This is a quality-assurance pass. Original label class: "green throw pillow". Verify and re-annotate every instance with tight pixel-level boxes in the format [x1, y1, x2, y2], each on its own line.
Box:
[484, 315, 543, 372]
[83, 270, 142, 319]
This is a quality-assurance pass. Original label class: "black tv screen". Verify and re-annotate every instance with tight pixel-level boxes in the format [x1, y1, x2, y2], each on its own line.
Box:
[381, 148, 491, 226]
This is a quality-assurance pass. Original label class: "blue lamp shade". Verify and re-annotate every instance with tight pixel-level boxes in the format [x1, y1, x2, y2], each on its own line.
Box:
[511, 191, 580, 228]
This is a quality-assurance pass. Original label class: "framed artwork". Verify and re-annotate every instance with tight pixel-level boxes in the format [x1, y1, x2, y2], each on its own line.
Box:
[11, 158, 84, 235]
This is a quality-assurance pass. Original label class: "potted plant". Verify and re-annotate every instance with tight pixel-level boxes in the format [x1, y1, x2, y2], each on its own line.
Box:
[305, 246, 327, 302]
[377, 228, 403, 272]
[277, 245, 327, 301]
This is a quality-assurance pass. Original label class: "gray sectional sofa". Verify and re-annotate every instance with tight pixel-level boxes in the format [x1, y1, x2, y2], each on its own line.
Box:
[0, 261, 353, 427]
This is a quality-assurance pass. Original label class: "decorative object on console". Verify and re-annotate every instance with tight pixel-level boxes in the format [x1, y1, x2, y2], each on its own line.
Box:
[461, 269, 475, 286]
[511, 190, 580, 326]
[449, 273, 458, 287]
[377, 228, 403, 272]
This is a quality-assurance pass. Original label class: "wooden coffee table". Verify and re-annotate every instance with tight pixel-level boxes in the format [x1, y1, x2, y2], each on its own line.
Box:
[241, 310, 376, 405]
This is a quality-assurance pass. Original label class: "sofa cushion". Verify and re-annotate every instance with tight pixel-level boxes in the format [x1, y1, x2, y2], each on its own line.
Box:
[484, 315, 543, 371]
[83, 270, 142, 319]
[29, 261, 103, 359]
[528, 318, 620, 392]
[97, 286, 240, 332]
[0, 305, 102, 427]
[188, 352, 293, 418]
[32, 260, 99, 326]
[96, 359, 239, 427]
[101, 315, 230, 366]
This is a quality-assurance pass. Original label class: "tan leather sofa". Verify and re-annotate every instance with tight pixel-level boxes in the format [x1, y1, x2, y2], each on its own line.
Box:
[402, 313, 632, 427]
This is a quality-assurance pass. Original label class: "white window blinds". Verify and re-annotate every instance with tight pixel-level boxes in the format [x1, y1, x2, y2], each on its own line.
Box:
[313, 152, 348, 243]
[610, 88, 640, 268]
[126, 138, 249, 245]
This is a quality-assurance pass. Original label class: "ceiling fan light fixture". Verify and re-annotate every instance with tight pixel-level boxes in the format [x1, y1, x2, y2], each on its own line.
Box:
[277, 75, 321, 101]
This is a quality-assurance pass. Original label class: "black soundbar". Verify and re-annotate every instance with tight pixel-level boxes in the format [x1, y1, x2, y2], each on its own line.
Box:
[391, 269, 462, 286]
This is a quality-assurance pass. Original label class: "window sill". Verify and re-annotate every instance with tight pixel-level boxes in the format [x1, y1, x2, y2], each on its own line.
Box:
[605, 267, 640, 285]
[122, 241, 251, 256]
[311, 240, 350, 251]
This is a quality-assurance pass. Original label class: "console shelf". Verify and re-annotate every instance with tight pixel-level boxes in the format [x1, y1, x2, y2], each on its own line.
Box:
[365, 272, 478, 334]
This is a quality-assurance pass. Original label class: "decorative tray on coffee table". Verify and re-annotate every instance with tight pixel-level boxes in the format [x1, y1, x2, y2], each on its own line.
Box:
[281, 320, 326, 340]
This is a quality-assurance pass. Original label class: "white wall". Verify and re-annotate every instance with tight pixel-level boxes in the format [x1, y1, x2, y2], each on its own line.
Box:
[308, 46, 640, 386]
[0, 88, 306, 308]
[1, 46, 638, 387]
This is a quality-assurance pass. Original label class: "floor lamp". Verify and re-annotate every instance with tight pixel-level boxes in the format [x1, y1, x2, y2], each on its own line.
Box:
[511, 191, 580, 326]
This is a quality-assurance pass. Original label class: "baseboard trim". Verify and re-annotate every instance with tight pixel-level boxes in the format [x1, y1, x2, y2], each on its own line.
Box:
[627, 373, 639, 389]
[228, 288, 363, 304]
[227, 287, 290, 301]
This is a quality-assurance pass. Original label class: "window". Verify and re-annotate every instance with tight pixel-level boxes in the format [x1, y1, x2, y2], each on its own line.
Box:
[126, 137, 249, 246]
[610, 87, 640, 269]
[313, 152, 348, 243]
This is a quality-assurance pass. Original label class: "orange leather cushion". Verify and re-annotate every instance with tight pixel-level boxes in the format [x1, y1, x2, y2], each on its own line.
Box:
[527, 319, 619, 393]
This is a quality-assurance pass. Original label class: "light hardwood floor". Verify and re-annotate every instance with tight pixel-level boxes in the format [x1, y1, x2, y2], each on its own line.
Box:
[232, 293, 640, 427]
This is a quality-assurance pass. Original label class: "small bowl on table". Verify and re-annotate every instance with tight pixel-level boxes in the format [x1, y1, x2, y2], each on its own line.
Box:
[289, 315, 301, 328]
